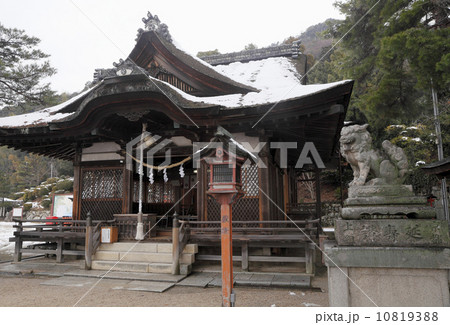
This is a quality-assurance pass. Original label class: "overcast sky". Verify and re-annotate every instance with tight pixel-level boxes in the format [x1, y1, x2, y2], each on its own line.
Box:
[0, 0, 343, 94]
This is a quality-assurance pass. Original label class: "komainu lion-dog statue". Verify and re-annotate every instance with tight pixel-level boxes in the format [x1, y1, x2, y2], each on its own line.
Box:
[340, 124, 409, 186]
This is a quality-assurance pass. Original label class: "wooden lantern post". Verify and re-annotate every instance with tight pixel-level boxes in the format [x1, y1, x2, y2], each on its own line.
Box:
[205, 147, 244, 307]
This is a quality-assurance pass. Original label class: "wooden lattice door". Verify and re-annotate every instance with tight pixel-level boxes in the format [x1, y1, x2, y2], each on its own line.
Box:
[80, 167, 124, 220]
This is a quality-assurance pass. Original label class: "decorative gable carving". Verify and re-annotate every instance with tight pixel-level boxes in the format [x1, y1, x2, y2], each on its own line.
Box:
[136, 11, 172, 43]
[93, 58, 143, 84]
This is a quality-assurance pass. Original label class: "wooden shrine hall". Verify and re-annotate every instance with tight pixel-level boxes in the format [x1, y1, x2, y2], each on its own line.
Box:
[1, 12, 353, 274]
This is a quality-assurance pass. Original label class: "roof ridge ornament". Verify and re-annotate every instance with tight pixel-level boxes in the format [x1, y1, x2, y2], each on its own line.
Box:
[92, 58, 145, 85]
[136, 11, 172, 43]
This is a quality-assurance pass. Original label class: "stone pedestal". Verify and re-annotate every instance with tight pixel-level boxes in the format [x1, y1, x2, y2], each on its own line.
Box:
[328, 183, 450, 307]
[325, 242, 450, 306]
[332, 125, 450, 306]
[341, 185, 436, 219]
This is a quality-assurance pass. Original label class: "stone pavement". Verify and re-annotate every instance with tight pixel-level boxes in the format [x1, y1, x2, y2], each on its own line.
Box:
[177, 271, 310, 288]
[0, 257, 312, 293]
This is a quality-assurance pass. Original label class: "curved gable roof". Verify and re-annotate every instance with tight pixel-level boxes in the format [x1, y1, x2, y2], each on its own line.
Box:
[130, 30, 257, 96]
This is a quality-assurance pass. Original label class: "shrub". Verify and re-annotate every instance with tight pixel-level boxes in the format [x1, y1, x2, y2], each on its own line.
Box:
[334, 187, 342, 201]
[41, 198, 52, 209]
[44, 177, 59, 185]
[10, 192, 24, 200]
[54, 179, 73, 192]
[37, 187, 50, 197]
[407, 167, 436, 196]
[23, 191, 36, 202]
[23, 203, 32, 212]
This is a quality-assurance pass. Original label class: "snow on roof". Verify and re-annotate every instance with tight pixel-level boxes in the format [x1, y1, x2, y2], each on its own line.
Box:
[0, 83, 100, 128]
[161, 56, 352, 108]
[0, 56, 351, 129]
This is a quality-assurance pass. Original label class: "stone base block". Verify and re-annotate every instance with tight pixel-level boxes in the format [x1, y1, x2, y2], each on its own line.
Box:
[349, 185, 413, 198]
[325, 243, 450, 307]
[329, 267, 449, 307]
[345, 196, 428, 206]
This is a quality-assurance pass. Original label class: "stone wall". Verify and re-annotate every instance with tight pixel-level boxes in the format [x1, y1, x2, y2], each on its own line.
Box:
[24, 210, 50, 220]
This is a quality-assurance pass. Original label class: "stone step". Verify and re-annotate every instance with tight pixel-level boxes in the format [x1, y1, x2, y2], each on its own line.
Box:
[93, 250, 195, 264]
[92, 260, 150, 273]
[98, 242, 198, 254]
[91, 260, 192, 275]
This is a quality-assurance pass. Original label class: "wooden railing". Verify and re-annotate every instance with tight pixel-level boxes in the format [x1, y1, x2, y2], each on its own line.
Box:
[187, 219, 320, 274]
[112, 214, 157, 240]
[171, 218, 190, 275]
[11, 218, 88, 263]
[85, 217, 115, 270]
[188, 219, 320, 235]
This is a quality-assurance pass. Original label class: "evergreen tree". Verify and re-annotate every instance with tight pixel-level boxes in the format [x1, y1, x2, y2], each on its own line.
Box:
[330, 0, 449, 137]
[196, 49, 221, 57]
[0, 23, 56, 109]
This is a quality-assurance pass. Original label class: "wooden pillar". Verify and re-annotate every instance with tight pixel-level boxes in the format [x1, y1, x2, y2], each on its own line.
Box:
[314, 168, 322, 240]
[13, 222, 22, 263]
[315, 168, 322, 224]
[72, 148, 82, 220]
[123, 167, 133, 214]
[85, 216, 92, 270]
[56, 222, 63, 263]
[259, 143, 271, 221]
[283, 169, 289, 219]
[220, 202, 233, 307]
[197, 162, 207, 221]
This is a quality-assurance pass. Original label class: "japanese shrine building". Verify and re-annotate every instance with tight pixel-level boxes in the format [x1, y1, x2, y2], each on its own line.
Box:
[0, 12, 353, 233]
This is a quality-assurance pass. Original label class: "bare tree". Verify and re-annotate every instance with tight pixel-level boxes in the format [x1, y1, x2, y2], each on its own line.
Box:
[298, 171, 316, 201]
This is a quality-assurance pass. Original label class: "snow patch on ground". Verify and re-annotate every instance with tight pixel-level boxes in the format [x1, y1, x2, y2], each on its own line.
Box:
[302, 302, 321, 307]
[0, 222, 16, 253]
[0, 222, 41, 254]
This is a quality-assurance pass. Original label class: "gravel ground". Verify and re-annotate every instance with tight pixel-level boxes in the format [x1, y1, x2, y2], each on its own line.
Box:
[0, 268, 328, 307]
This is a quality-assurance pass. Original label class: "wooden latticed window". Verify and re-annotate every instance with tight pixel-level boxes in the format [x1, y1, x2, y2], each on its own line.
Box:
[147, 182, 175, 204]
[241, 164, 259, 198]
[80, 167, 124, 220]
[133, 181, 175, 204]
